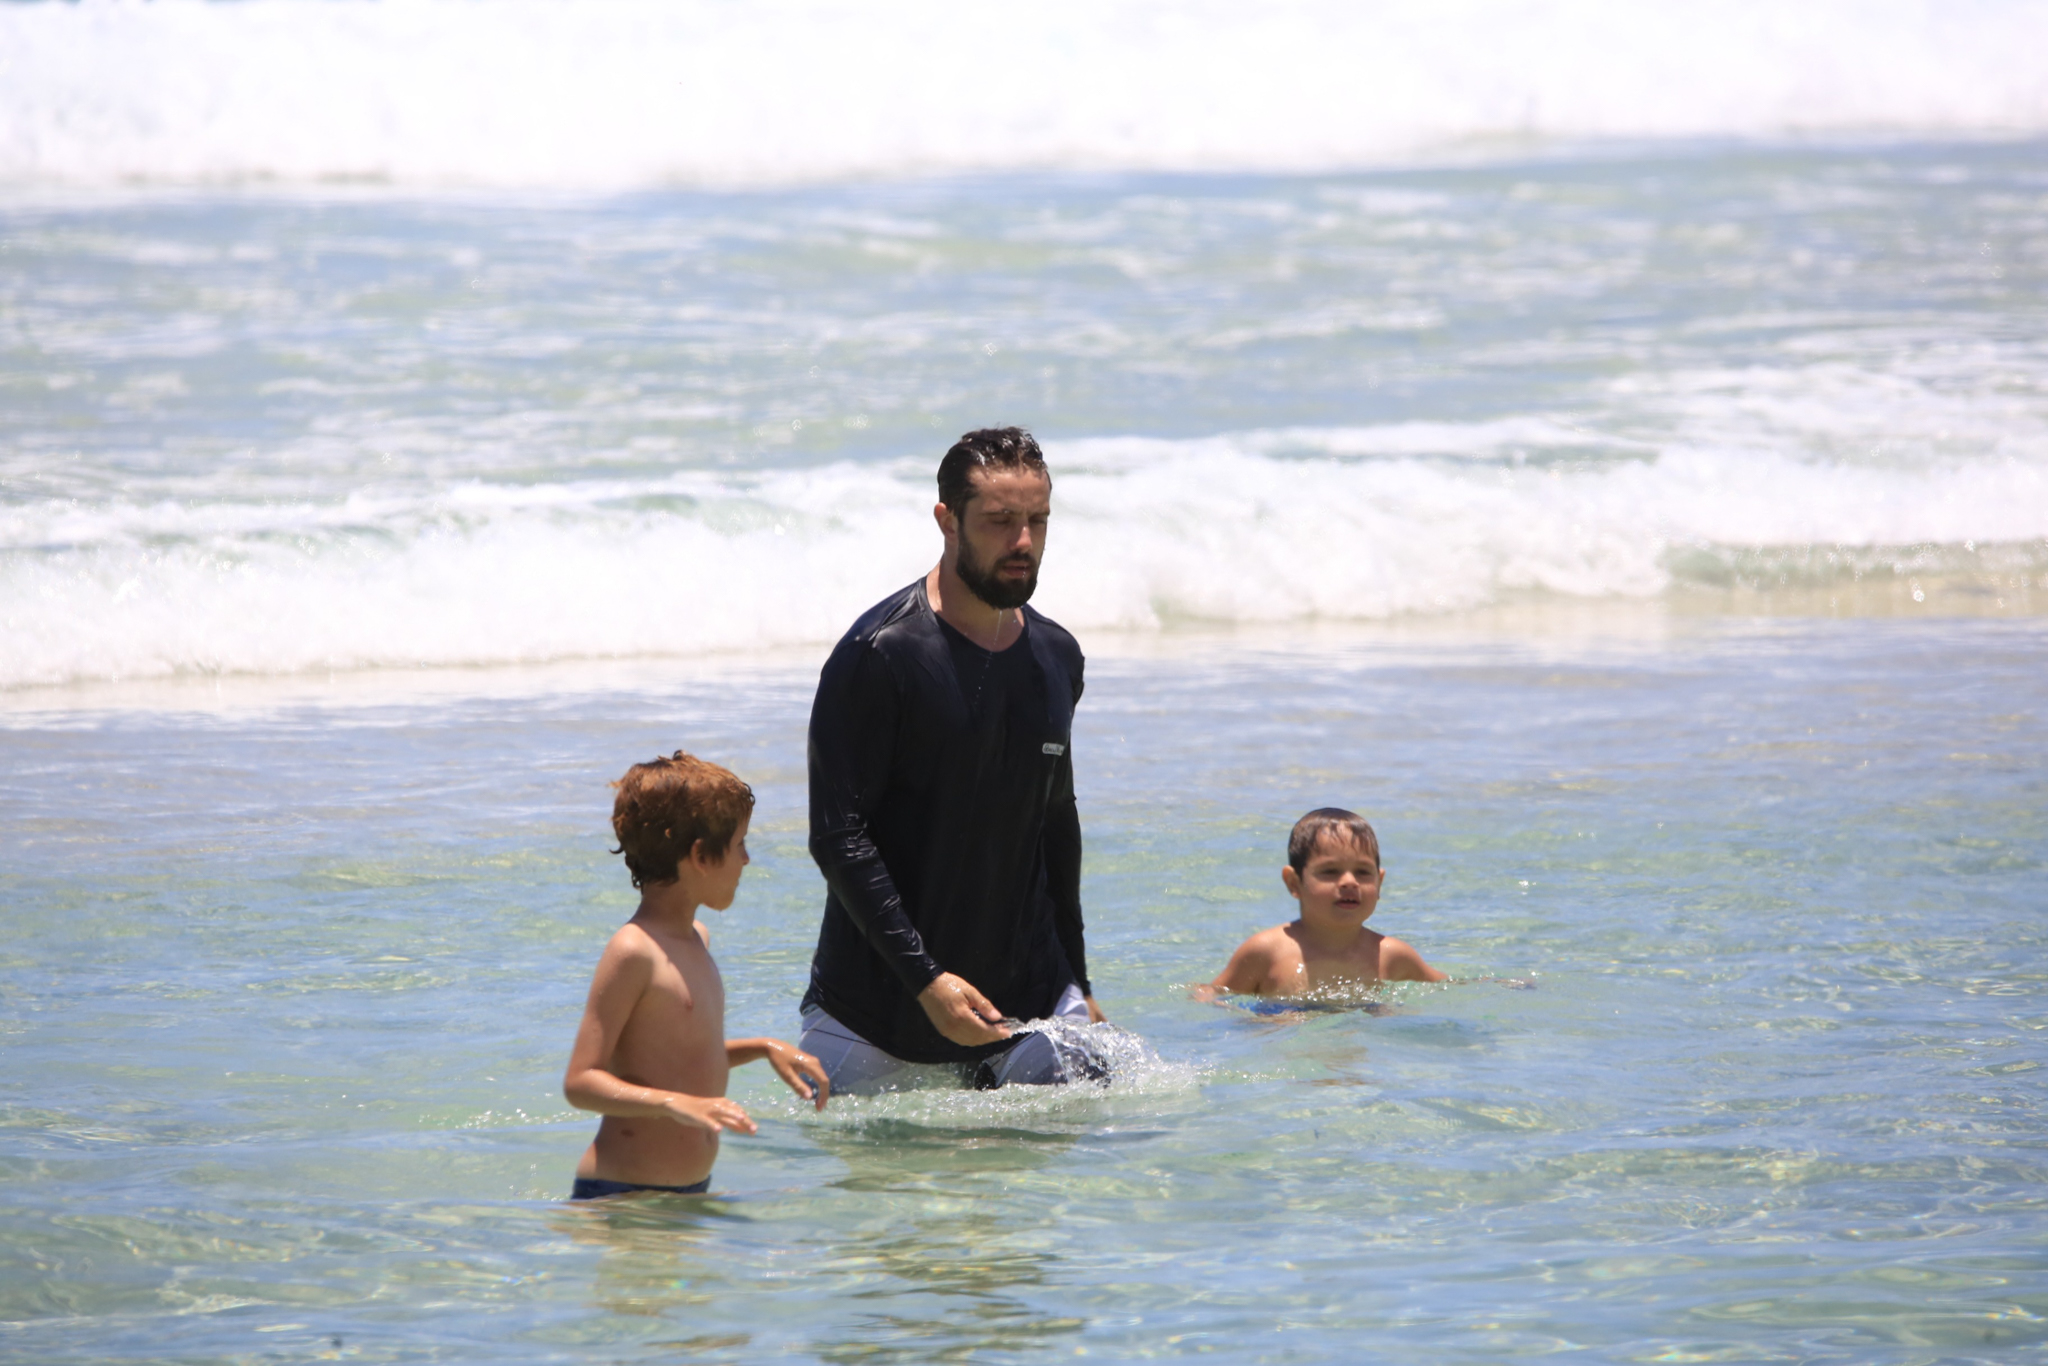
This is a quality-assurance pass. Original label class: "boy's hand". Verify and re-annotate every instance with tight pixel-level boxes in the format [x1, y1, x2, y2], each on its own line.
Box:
[661, 1094, 757, 1135]
[1084, 995, 1107, 1024]
[918, 972, 1012, 1046]
[762, 1039, 831, 1110]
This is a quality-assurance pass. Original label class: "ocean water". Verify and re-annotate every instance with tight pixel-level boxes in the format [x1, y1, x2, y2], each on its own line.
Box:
[5, 2, 2048, 1362]
[4, 623, 2045, 1363]
[6, 141, 2046, 687]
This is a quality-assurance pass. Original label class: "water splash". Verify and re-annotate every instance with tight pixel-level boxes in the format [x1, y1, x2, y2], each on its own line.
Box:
[998, 1017, 1173, 1088]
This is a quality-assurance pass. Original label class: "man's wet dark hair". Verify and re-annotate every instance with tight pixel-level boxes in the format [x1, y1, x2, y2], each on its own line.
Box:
[1287, 808, 1381, 874]
[937, 427, 1050, 519]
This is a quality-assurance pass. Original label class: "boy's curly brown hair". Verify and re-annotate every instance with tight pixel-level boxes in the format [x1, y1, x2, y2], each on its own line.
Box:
[610, 751, 755, 889]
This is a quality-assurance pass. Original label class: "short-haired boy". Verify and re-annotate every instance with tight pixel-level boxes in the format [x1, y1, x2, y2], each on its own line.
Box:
[562, 751, 829, 1199]
[1208, 808, 1445, 997]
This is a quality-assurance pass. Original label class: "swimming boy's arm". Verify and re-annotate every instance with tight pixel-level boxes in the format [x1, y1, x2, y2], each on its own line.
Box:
[562, 930, 757, 1135]
[726, 1037, 831, 1110]
[1204, 932, 1278, 998]
[1378, 936, 1447, 984]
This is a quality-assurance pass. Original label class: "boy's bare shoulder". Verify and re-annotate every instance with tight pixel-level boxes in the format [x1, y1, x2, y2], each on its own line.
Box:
[1232, 923, 1296, 962]
[1376, 933, 1443, 983]
[1220, 917, 1286, 962]
[577, 921, 666, 1013]
[1209, 922, 1301, 995]
[598, 918, 702, 974]
[604, 919, 664, 961]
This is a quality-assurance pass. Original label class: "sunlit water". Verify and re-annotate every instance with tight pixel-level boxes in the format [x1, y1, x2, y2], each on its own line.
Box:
[4, 616, 2044, 1363]
[4, 122, 2048, 1364]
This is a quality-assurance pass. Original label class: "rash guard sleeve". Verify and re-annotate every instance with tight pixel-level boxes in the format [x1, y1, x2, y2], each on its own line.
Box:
[806, 635, 945, 996]
[1045, 665, 1090, 996]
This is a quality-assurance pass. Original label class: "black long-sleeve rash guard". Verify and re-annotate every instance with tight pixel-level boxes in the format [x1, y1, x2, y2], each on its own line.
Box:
[803, 578, 1090, 1065]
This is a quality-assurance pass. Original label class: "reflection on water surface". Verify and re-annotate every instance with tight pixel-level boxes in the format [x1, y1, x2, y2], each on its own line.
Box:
[4, 614, 2044, 1361]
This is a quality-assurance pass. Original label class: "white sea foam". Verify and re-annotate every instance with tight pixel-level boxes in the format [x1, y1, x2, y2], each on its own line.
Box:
[4, 431, 2043, 689]
[3, 0, 2046, 190]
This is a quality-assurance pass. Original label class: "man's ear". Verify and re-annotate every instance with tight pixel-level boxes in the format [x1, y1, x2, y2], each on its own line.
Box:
[1281, 865, 1302, 898]
[932, 500, 957, 542]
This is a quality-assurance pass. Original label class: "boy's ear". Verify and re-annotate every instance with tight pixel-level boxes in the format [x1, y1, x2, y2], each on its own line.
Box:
[1281, 865, 1302, 897]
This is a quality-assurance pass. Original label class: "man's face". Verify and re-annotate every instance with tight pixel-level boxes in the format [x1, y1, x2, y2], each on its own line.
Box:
[1282, 835, 1384, 927]
[945, 467, 1051, 610]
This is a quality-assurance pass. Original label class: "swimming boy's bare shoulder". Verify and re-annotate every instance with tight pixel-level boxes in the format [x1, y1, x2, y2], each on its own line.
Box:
[1375, 933, 1443, 984]
[1209, 922, 1306, 997]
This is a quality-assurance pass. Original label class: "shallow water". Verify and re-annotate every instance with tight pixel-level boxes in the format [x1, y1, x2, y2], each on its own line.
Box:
[4, 614, 2044, 1363]
[7, 56, 2048, 1360]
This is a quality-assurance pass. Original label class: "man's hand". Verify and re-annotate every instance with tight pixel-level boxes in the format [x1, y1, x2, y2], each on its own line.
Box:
[661, 1093, 758, 1135]
[917, 972, 1013, 1046]
[1084, 994, 1107, 1024]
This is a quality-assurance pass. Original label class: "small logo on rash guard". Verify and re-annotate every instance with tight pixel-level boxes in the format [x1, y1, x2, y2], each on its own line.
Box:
[1042, 742, 1066, 755]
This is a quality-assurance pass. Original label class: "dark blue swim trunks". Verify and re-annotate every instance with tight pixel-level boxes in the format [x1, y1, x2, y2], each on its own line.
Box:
[1234, 996, 1367, 1017]
[570, 1175, 710, 1200]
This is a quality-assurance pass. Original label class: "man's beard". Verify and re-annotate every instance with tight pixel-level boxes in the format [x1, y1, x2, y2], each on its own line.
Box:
[954, 536, 1040, 610]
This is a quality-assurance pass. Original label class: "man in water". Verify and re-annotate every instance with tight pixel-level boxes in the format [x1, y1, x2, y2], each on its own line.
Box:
[798, 427, 1105, 1093]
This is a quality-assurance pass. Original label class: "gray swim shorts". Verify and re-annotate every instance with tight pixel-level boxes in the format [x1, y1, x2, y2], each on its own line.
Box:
[799, 983, 1090, 1095]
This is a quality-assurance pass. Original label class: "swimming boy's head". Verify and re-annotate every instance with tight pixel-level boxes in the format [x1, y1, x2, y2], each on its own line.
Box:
[1287, 808, 1380, 875]
[1284, 808, 1385, 924]
[610, 751, 756, 891]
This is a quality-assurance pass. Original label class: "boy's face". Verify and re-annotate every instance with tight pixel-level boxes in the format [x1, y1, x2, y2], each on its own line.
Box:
[1281, 833, 1384, 925]
[692, 813, 751, 912]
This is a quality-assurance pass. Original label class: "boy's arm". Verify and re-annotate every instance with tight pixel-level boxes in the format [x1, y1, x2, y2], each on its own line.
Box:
[726, 1036, 831, 1110]
[562, 934, 756, 1134]
[1205, 935, 1274, 997]
[1379, 936, 1447, 983]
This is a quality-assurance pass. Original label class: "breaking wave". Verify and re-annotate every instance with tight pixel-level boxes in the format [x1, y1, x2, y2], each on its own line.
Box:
[5, 428, 2043, 688]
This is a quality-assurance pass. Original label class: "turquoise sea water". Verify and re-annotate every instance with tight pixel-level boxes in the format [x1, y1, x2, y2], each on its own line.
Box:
[4, 134, 2048, 1363]
[4, 616, 2045, 1362]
